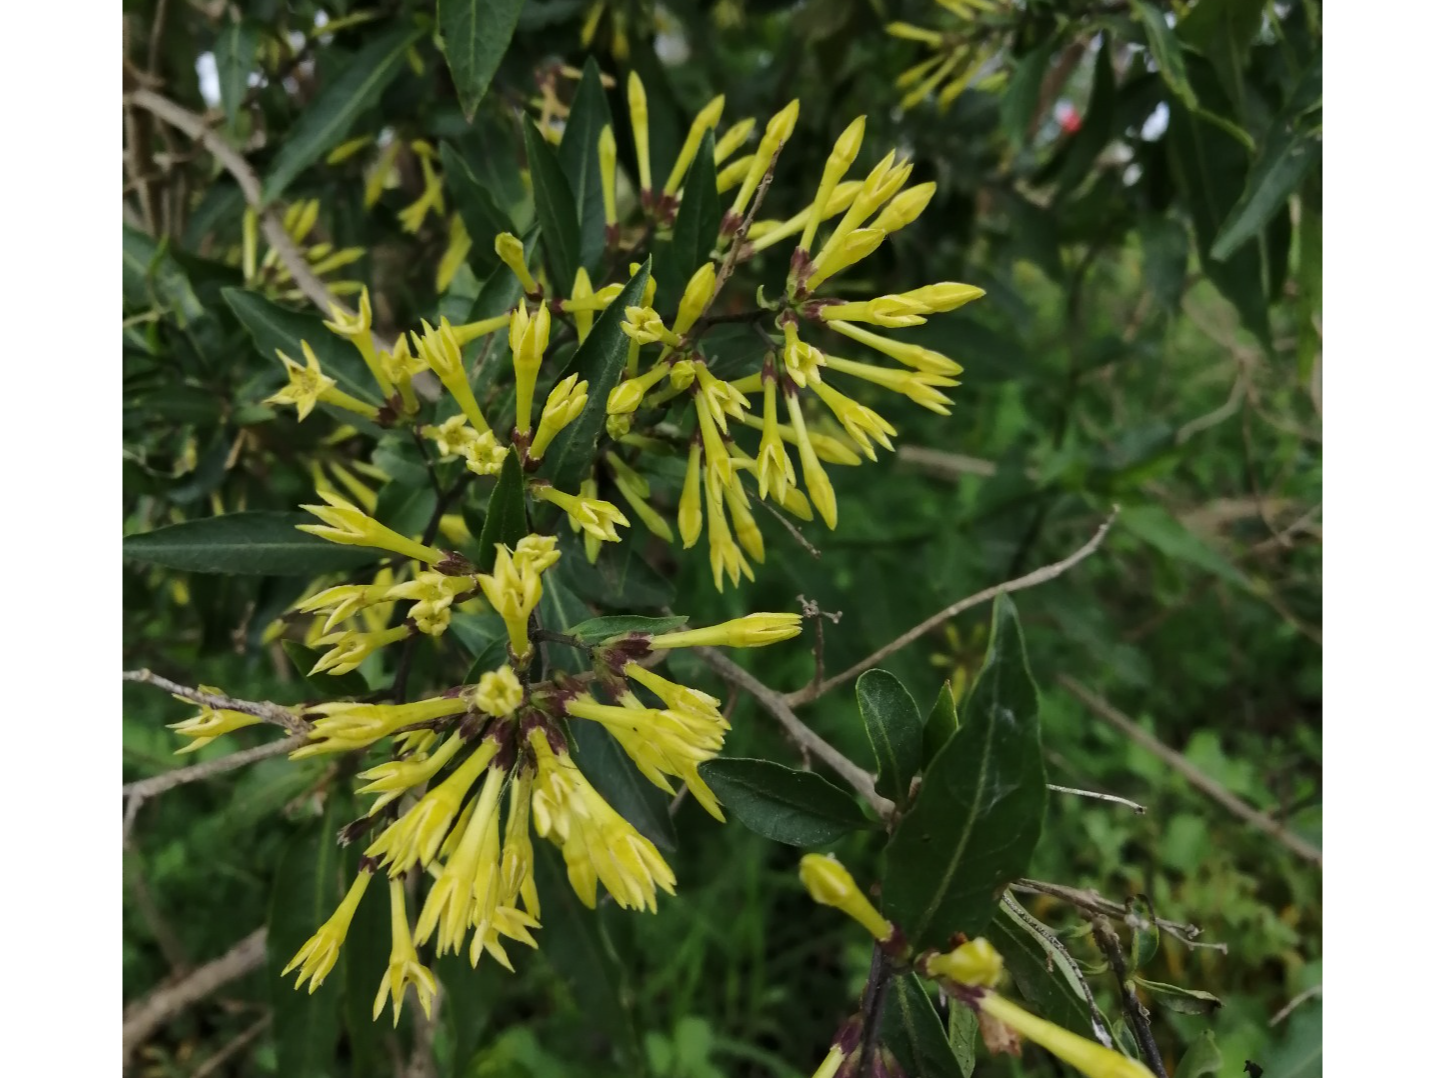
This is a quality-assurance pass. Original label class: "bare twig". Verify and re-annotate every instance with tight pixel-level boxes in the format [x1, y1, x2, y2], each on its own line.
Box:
[1046, 783, 1146, 814]
[1012, 878, 1220, 952]
[895, 445, 1001, 480]
[788, 509, 1119, 705]
[123, 669, 312, 735]
[123, 739, 297, 802]
[190, 1014, 272, 1078]
[1091, 918, 1168, 1078]
[1058, 676, 1323, 867]
[123, 89, 352, 320]
[1269, 983, 1321, 1027]
[122, 928, 268, 1063]
[756, 494, 822, 557]
[699, 148, 782, 327]
[692, 646, 893, 819]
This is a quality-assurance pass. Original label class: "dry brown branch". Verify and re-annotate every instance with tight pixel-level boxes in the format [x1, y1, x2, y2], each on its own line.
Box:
[1011, 878, 1220, 952]
[787, 508, 1119, 705]
[895, 445, 1001, 480]
[1058, 676, 1323, 867]
[124, 739, 297, 811]
[122, 928, 268, 1064]
[189, 1014, 272, 1078]
[122, 88, 350, 320]
[691, 646, 893, 819]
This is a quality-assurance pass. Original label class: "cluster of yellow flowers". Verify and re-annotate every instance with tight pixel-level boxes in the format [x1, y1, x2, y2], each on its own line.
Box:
[231, 198, 366, 302]
[174, 527, 801, 1022]
[797, 854, 1157, 1078]
[887, 0, 1008, 112]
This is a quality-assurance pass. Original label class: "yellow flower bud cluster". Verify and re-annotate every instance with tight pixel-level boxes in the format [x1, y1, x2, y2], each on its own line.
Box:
[886, 0, 1006, 113]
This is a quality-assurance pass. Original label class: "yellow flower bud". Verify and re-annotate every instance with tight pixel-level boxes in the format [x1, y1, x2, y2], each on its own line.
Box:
[665, 95, 726, 194]
[798, 115, 866, 252]
[871, 182, 936, 234]
[673, 262, 718, 337]
[628, 71, 652, 192]
[649, 612, 802, 650]
[798, 854, 894, 942]
[924, 937, 1005, 987]
[495, 232, 538, 294]
[598, 125, 618, 227]
[713, 117, 755, 163]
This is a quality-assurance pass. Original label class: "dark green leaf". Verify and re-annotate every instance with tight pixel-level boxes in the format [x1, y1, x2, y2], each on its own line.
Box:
[124, 226, 205, 325]
[373, 480, 439, 543]
[462, 635, 510, 683]
[1260, 1002, 1321, 1078]
[1056, 38, 1116, 195]
[282, 640, 371, 698]
[1173, 1030, 1223, 1078]
[698, 758, 871, 847]
[924, 683, 960, 764]
[881, 596, 1047, 950]
[1135, 977, 1224, 1016]
[881, 974, 966, 1078]
[947, 1003, 978, 1078]
[1001, 40, 1053, 148]
[989, 894, 1111, 1041]
[856, 669, 923, 806]
[559, 58, 613, 275]
[123, 513, 380, 576]
[570, 721, 678, 851]
[1211, 55, 1321, 261]
[523, 121, 581, 293]
[559, 536, 677, 608]
[267, 800, 345, 1078]
[533, 845, 644, 1070]
[566, 615, 690, 646]
[475, 453, 528, 573]
[435, 953, 501, 1077]
[1128, 895, 1162, 971]
[1131, 0, 1198, 108]
[535, 259, 652, 491]
[657, 129, 719, 306]
[438, 0, 525, 121]
[341, 840, 391, 1077]
[214, 20, 260, 132]
[1177, 0, 1265, 115]
[1295, 180, 1321, 383]
[224, 287, 381, 405]
[1140, 216, 1190, 312]
[440, 141, 513, 275]
[1166, 62, 1272, 347]
[262, 25, 422, 203]
[1121, 505, 1249, 587]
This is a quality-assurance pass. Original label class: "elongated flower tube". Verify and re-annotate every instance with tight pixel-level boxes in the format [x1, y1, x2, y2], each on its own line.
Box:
[167, 692, 265, 754]
[797, 115, 865, 254]
[598, 126, 618, 230]
[299, 490, 447, 564]
[413, 319, 491, 433]
[508, 303, 552, 435]
[649, 613, 802, 650]
[628, 72, 652, 194]
[799, 854, 896, 943]
[530, 375, 588, 461]
[495, 232, 539, 294]
[825, 318, 963, 376]
[283, 869, 373, 992]
[531, 483, 630, 542]
[665, 94, 725, 194]
[366, 739, 500, 875]
[357, 732, 466, 815]
[323, 288, 390, 395]
[729, 99, 800, 222]
[784, 393, 838, 529]
[714, 117, 754, 163]
[822, 355, 959, 414]
[478, 543, 548, 660]
[295, 695, 471, 758]
[373, 878, 438, 1026]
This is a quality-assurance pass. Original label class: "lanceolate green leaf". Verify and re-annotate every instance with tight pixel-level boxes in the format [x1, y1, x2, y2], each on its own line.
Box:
[439, 141, 513, 275]
[559, 58, 614, 275]
[698, 758, 871, 847]
[1056, 38, 1116, 195]
[1211, 54, 1322, 261]
[565, 614, 690, 646]
[657, 128, 720, 306]
[475, 452, 528, 572]
[1173, 1030, 1223, 1078]
[536, 259, 652, 491]
[281, 640, 371, 698]
[856, 669, 923, 806]
[1131, 0, 1198, 109]
[924, 683, 960, 763]
[262, 25, 422, 203]
[214, 20, 260, 132]
[1134, 977, 1224, 1016]
[881, 974, 967, 1078]
[523, 121, 581, 293]
[880, 596, 1047, 950]
[123, 513, 381, 576]
[267, 800, 345, 1078]
[438, 0, 526, 122]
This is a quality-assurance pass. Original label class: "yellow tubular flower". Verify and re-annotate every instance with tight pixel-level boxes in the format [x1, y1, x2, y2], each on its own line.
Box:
[373, 878, 438, 1026]
[735, 410, 863, 466]
[809, 378, 896, 460]
[819, 295, 928, 328]
[747, 180, 863, 254]
[704, 471, 753, 591]
[673, 262, 718, 337]
[167, 692, 266, 754]
[693, 395, 733, 496]
[478, 544, 548, 660]
[267, 342, 379, 422]
[805, 229, 887, 291]
[415, 319, 491, 433]
[284, 869, 373, 992]
[725, 478, 765, 563]
[825, 319, 963, 376]
[810, 1045, 849, 1078]
[715, 154, 756, 194]
[495, 232, 539, 294]
[367, 740, 501, 874]
[415, 764, 508, 955]
[755, 374, 797, 502]
[901, 49, 965, 111]
[298, 490, 447, 564]
[296, 695, 471, 758]
[357, 732, 466, 815]
[678, 440, 705, 547]
[620, 305, 680, 347]
[598, 126, 618, 228]
[450, 313, 513, 347]
[979, 996, 1156, 1078]
[502, 767, 542, 918]
[628, 72, 652, 194]
[508, 303, 552, 434]
[887, 22, 945, 44]
[729, 99, 800, 220]
[713, 117, 754, 163]
[378, 336, 423, 415]
[785, 394, 838, 529]
[666, 95, 726, 194]
[471, 665, 524, 717]
[823, 355, 958, 414]
[530, 375, 589, 461]
[323, 288, 390, 395]
[569, 267, 596, 342]
[924, 937, 1005, 987]
[799, 854, 895, 942]
[798, 116, 866, 253]
[871, 182, 937, 234]
[531, 484, 630, 542]
[649, 613, 802, 649]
